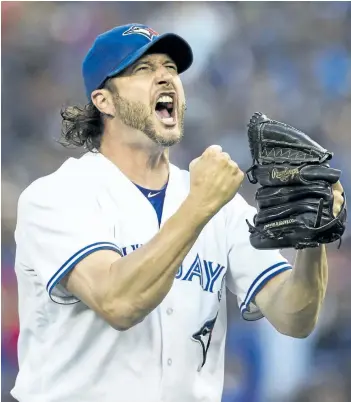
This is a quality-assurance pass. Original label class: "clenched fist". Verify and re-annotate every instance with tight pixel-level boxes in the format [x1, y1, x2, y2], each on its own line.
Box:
[189, 145, 244, 217]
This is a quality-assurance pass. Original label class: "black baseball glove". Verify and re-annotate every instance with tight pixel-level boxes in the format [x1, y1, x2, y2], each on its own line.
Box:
[246, 112, 347, 250]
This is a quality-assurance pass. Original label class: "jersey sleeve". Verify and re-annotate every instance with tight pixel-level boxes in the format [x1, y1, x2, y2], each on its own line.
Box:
[225, 194, 292, 321]
[15, 178, 122, 305]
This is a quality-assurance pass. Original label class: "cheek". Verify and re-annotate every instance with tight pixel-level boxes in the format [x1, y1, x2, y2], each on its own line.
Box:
[175, 82, 186, 105]
[118, 78, 151, 103]
[179, 90, 186, 106]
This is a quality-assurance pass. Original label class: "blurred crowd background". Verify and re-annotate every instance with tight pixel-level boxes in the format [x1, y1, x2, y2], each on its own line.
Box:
[2, 2, 351, 401]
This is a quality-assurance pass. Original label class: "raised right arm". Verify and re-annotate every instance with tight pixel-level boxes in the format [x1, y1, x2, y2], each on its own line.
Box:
[64, 146, 244, 330]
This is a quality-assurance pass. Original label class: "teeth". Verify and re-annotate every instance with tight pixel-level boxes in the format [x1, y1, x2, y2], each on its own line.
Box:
[157, 95, 173, 103]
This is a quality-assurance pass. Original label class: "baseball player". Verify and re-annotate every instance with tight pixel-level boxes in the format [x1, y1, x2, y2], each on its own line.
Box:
[12, 24, 344, 402]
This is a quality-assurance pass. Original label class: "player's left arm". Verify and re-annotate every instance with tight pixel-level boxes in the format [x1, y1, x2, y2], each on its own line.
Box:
[255, 181, 344, 338]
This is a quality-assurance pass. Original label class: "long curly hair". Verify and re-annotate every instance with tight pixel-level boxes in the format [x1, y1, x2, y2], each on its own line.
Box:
[59, 79, 115, 152]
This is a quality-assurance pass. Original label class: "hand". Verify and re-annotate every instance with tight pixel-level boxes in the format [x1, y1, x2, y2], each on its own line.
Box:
[188, 145, 244, 216]
[332, 181, 345, 217]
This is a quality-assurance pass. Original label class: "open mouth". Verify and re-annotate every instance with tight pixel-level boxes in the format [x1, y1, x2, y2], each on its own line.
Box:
[154, 94, 176, 126]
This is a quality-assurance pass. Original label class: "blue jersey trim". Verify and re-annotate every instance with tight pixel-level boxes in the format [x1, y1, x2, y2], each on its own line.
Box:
[47, 242, 123, 303]
[240, 262, 292, 321]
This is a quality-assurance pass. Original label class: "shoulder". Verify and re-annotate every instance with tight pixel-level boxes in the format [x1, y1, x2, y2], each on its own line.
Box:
[18, 152, 101, 211]
[169, 163, 191, 190]
[223, 192, 256, 227]
[170, 163, 189, 179]
[229, 192, 253, 211]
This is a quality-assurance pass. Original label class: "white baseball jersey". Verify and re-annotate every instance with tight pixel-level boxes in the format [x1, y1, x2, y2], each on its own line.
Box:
[12, 152, 292, 402]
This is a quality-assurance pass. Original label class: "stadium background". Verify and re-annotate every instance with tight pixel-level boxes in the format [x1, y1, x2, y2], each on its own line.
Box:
[2, 2, 351, 401]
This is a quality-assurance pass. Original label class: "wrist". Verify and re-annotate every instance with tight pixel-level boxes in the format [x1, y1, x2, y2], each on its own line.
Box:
[296, 244, 326, 258]
[182, 194, 215, 227]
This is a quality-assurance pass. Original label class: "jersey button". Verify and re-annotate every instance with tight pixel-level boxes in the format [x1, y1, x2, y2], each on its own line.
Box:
[166, 308, 173, 315]
[167, 358, 172, 366]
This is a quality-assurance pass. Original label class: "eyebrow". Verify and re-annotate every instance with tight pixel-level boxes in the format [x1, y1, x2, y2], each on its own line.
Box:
[133, 59, 176, 69]
[163, 59, 176, 65]
[133, 60, 153, 69]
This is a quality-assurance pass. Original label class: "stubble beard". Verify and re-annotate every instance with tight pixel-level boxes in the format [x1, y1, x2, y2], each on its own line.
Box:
[113, 93, 185, 147]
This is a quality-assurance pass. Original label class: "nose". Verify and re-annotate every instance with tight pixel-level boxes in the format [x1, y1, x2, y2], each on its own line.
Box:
[155, 66, 173, 86]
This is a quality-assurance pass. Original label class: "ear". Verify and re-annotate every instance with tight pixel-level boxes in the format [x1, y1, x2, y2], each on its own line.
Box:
[91, 88, 116, 117]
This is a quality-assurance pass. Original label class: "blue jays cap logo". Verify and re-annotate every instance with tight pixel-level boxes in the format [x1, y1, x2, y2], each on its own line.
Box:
[123, 25, 159, 41]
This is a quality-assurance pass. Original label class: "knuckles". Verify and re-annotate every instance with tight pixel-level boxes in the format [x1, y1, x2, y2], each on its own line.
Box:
[231, 161, 238, 171]
[193, 148, 244, 182]
[332, 190, 344, 216]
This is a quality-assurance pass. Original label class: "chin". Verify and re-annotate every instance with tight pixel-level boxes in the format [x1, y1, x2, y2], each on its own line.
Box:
[163, 125, 184, 141]
[153, 121, 183, 146]
[155, 132, 182, 147]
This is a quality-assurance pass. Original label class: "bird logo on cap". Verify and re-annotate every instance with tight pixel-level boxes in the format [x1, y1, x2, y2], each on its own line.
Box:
[122, 25, 159, 41]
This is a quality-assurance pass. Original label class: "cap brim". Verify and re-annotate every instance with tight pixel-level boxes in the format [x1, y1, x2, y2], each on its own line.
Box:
[106, 33, 193, 80]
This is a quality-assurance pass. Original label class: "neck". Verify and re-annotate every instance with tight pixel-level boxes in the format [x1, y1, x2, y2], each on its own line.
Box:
[100, 127, 170, 190]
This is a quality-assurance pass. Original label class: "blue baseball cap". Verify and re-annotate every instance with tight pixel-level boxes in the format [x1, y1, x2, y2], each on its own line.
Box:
[82, 23, 193, 99]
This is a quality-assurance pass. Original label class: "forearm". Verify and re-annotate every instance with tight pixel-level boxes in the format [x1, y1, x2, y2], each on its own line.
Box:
[65, 146, 244, 330]
[106, 196, 212, 326]
[261, 245, 328, 338]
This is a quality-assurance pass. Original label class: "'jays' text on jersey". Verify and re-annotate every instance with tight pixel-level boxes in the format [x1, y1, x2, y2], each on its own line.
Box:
[13, 152, 292, 402]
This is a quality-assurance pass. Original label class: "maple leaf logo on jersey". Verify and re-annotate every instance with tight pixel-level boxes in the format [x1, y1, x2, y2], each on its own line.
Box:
[122, 25, 159, 41]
